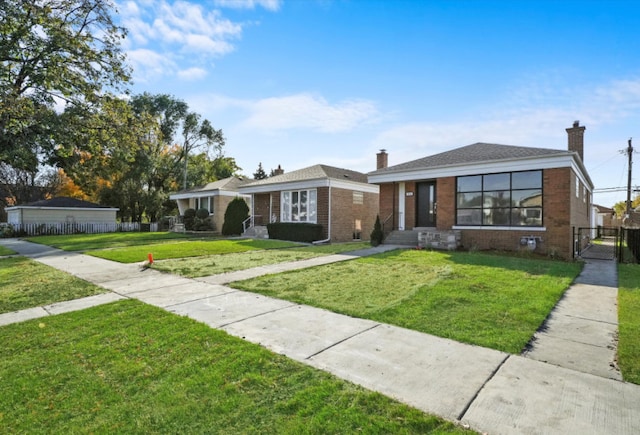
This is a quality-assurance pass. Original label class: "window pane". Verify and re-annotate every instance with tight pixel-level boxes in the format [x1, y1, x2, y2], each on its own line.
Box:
[512, 189, 542, 207]
[457, 209, 482, 225]
[483, 191, 511, 208]
[300, 190, 308, 222]
[308, 190, 317, 223]
[512, 170, 542, 189]
[281, 192, 291, 222]
[457, 176, 482, 192]
[292, 191, 299, 221]
[512, 208, 542, 226]
[457, 192, 482, 208]
[483, 208, 510, 225]
[483, 173, 510, 190]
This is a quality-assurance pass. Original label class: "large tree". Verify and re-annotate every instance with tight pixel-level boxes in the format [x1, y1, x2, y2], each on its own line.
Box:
[0, 0, 130, 207]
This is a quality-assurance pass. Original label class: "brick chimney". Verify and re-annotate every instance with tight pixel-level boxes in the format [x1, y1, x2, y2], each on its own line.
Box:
[272, 164, 284, 176]
[566, 120, 585, 162]
[376, 149, 388, 169]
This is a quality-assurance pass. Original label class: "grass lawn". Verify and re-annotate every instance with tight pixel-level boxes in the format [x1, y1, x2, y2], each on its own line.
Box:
[232, 249, 582, 354]
[154, 242, 371, 277]
[0, 257, 106, 314]
[618, 264, 640, 384]
[87, 238, 304, 263]
[25, 231, 192, 251]
[0, 300, 470, 434]
[0, 245, 16, 256]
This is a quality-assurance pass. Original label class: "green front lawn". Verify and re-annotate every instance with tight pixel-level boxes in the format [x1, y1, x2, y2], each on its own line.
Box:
[26, 231, 192, 251]
[232, 249, 582, 354]
[618, 264, 640, 384]
[153, 242, 371, 277]
[0, 300, 471, 434]
[0, 257, 106, 314]
[0, 245, 16, 256]
[87, 238, 303, 263]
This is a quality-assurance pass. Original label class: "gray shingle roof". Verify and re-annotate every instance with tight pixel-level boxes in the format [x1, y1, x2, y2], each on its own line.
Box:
[172, 176, 251, 195]
[242, 164, 368, 187]
[369, 142, 570, 175]
[23, 197, 113, 208]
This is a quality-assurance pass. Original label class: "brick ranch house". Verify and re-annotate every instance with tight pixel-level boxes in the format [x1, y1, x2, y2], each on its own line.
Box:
[239, 164, 379, 243]
[368, 121, 593, 259]
[169, 176, 251, 232]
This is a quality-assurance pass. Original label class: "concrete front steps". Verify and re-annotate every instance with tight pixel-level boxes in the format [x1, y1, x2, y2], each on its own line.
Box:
[383, 230, 420, 246]
[243, 225, 269, 239]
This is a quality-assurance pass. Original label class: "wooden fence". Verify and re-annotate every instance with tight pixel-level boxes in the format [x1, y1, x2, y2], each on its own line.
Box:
[1, 222, 158, 237]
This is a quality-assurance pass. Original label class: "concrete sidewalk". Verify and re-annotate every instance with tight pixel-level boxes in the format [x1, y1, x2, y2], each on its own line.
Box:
[524, 259, 621, 380]
[1, 238, 639, 434]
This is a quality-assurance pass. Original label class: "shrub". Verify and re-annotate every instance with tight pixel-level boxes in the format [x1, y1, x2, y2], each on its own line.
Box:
[195, 208, 210, 219]
[222, 197, 249, 236]
[183, 208, 196, 231]
[267, 222, 323, 243]
[370, 215, 383, 247]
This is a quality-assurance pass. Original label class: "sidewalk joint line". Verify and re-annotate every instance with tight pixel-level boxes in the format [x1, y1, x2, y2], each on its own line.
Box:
[457, 354, 510, 421]
[216, 303, 299, 328]
[305, 323, 381, 360]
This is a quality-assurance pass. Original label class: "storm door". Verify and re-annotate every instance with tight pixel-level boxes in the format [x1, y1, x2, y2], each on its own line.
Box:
[416, 181, 437, 227]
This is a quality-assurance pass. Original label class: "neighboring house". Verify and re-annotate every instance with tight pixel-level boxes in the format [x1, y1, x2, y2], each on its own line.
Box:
[5, 197, 118, 225]
[169, 176, 251, 232]
[593, 204, 617, 228]
[368, 121, 593, 259]
[239, 164, 380, 243]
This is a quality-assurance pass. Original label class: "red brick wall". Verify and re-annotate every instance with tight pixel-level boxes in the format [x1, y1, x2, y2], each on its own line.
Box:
[457, 168, 578, 259]
[252, 193, 271, 226]
[329, 187, 379, 242]
[378, 183, 397, 231]
[317, 187, 330, 240]
[436, 177, 456, 229]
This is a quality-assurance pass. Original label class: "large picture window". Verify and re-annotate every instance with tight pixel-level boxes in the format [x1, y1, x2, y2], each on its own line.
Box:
[456, 170, 542, 226]
[281, 189, 317, 223]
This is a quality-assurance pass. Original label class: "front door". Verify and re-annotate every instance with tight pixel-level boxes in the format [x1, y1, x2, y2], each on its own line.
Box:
[416, 181, 436, 227]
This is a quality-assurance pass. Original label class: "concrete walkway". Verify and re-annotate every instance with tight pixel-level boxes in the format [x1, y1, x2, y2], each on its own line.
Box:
[1, 239, 639, 434]
[523, 259, 621, 380]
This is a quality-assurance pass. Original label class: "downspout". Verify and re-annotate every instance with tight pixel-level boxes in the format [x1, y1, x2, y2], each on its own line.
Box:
[313, 184, 332, 244]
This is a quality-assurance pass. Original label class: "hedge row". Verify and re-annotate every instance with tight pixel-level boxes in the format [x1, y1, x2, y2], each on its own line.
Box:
[267, 222, 323, 243]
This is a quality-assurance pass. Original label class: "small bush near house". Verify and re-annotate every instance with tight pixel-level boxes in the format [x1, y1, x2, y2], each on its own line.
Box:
[194, 208, 213, 231]
[183, 208, 196, 231]
[370, 215, 383, 246]
[222, 197, 249, 236]
[267, 222, 323, 243]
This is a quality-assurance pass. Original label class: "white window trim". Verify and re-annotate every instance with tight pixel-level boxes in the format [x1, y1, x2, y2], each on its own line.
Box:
[281, 189, 317, 223]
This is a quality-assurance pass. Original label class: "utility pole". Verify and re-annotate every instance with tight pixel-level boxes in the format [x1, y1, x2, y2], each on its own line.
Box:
[626, 138, 634, 215]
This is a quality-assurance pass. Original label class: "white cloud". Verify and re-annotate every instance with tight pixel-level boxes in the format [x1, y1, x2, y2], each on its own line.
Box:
[118, 0, 248, 81]
[241, 94, 380, 133]
[213, 0, 282, 11]
[177, 67, 208, 80]
[126, 48, 177, 82]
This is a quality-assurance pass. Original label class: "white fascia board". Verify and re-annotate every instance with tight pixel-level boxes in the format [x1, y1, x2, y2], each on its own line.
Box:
[170, 190, 221, 200]
[240, 178, 378, 194]
[239, 179, 330, 194]
[328, 179, 379, 193]
[368, 155, 578, 184]
[218, 189, 244, 197]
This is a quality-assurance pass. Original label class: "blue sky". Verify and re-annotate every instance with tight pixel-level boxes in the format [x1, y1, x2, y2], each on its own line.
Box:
[116, 0, 640, 208]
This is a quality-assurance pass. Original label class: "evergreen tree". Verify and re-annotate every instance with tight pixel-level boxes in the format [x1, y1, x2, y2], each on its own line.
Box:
[253, 162, 268, 180]
[222, 197, 250, 235]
